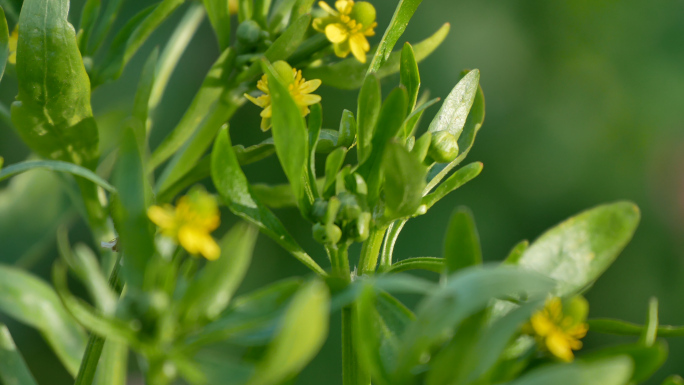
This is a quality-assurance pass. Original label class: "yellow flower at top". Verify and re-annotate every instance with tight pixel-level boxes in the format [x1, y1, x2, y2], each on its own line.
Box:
[313, 0, 377, 63]
[525, 297, 589, 362]
[8, 25, 18, 65]
[147, 187, 221, 260]
[244, 61, 322, 131]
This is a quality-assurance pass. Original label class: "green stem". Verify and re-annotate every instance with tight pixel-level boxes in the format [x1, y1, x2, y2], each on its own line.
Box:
[358, 227, 387, 275]
[74, 253, 123, 385]
[378, 220, 407, 272]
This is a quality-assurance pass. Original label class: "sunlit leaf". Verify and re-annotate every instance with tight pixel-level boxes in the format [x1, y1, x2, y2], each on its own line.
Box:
[367, 0, 424, 73]
[443, 207, 482, 273]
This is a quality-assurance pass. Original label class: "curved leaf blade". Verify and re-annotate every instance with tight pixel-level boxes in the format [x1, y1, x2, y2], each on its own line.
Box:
[0, 6, 8, 82]
[0, 160, 116, 192]
[0, 324, 39, 385]
[367, 0, 424, 73]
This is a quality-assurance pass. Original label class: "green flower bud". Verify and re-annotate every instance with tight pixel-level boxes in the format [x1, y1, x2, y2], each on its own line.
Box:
[338, 109, 357, 147]
[428, 130, 459, 163]
[310, 198, 328, 223]
[237, 20, 262, 46]
[337, 192, 361, 221]
[352, 212, 371, 242]
[350, 173, 367, 196]
[350, 2, 376, 27]
[313, 223, 342, 245]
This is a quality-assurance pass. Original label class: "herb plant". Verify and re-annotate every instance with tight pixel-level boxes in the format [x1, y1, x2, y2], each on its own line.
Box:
[0, 0, 682, 384]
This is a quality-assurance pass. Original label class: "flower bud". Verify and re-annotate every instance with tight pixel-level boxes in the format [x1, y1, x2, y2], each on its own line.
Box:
[428, 130, 459, 163]
[237, 20, 262, 46]
[337, 192, 362, 221]
[351, 212, 371, 242]
[313, 223, 342, 245]
[350, 2, 377, 27]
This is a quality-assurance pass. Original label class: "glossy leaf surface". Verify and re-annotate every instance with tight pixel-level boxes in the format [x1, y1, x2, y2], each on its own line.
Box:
[367, 0, 424, 73]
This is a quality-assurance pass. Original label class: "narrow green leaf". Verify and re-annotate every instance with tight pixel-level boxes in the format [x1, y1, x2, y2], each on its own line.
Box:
[0, 160, 116, 192]
[324, 147, 347, 196]
[640, 297, 659, 346]
[354, 287, 395, 385]
[247, 279, 330, 385]
[0, 324, 39, 385]
[385, 257, 444, 274]
[0, 6, 8, 82]
[308, 103, 323, 198]
[251, 179, 326, 208]
[400, 43, 420, 117]
[0, 264, 87, 376]
[77, 0, 100, 53]
[211, 127, 326, 276]
[503, 239, 529, 265]
[588, 318, 684, 337]
[181, 223, 258, 324]
[93, 340, 128, 385]
[268, 0, 296, 33]
[506, 357, 633, 385]
[428, 69, 479, 138]
[357, 74, 382, 163]
[443, 207, 482, 273]
[291, 0, 315, 22]
[382, 141, 427, 219]
[422, 161, 482, 209]
[582, 343, 667, 383]
[129, 47, 159, 154]
[404, 93, 439, 137]
[252, 0, 272, 28]
[303, 23, 449, 90]
[367, 0, 424, 73]
[87, 0, 124, 54]
[203, 0, 230, 50]
[517, 201, 641, 296]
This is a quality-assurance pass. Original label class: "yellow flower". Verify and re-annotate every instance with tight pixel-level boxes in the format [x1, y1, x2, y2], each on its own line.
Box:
[244, 61, 322, 131]
[313, 0, 377, 63]
[8, 25, 18, 65]
[526, 297, 588, 362]
[147, 187, 221, 260]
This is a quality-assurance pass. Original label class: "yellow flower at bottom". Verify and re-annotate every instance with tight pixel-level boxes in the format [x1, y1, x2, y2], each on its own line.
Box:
[526, 297, 588, 362]
[244, 61, 322, 131]
[147, 187, 221, 260]
[313, 0, 377, 63]
[8, 25, 18, 65]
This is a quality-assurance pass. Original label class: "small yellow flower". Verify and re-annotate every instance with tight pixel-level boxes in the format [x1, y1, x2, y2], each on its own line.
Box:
[526, 297, 588, 362]
[313, 0, 377, 63]
[8, 25, 18, 65]
[244, 61, 322, 131]
[147, 187, 221, 260]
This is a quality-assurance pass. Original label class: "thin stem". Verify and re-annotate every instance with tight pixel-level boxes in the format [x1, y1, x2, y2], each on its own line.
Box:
[74, 253, 123, 385]
[378, 220, 407, 272]
[358, 227, 387, 275]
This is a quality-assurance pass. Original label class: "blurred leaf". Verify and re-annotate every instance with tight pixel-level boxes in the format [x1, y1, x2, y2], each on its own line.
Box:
[291, 0, 315, 21]
[76, 0, 100, 53]
[662, 376, 684, 385]
[0, 160, 116, 192]
[506, 356, 633, 385]
[357, 74, 381, 163]
[0, 264, 87, 376]
[149, 47, 235, 170]
[587, 318, 684, 337]
[367, 0, 423, 73]
[86, 0, 124, 54]
[0, 324, 39, 385]
[385, 257, 444, 274]
[203, 0, 229, 50]
[354, 287, 397, 385]
[303, 23, 449, 90]
[427, 69, 479, 138]
[93, 340, 128, 385]
[404, 93, 439, 137]
[0, 6, 8, 82]
[196, 353, 255, 385]
[422, 161, 482, 209]
[324, 147, 347, 196]
[640, 297, 659, 346]
[382, 141, 427, 220]
[252, 0, 271, 27]
[247, 279, 330, 385]
[268, 0, 296, 33]
[582, 342, 667, 383]
[400, 43, 420, 118]
[211, 127, 326, 275]
[181, 223, 258, 324]
[307, 103, 323, 198]
[93, 0, 184, 85]
[516, 201, 640, 296]
[128, 47, 159, 154]
[111, 128, 154, 289]
[444, 207, 482, 273]
[504, 240, 529, 265]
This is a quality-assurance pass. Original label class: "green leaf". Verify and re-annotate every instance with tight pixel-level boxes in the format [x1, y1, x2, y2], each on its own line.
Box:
[422, 161, 482, 209]
[291, 0, 315, 22]
[404, 93, 439, 137]
[428, 69, 479, 138]
[357, 74, 382, 163]
[203, 0, 230, 50]
[587, 318, 684, 337]
[180, 223, 258, 324]
[11, 0, 99, 170]
[0, 160, 116, 192]
[247, 279, 330, 385]
[128, 47, 159, 154]
[267, 0, 296, 33]
[76, 0, 100, 53]
[503, 240, 529, 265]
[506, 356, 633, 385]
[211, 127, 326, 276]
[385, 257, 444, 274]
[303, 23, 449, 90]
[324, 147, 347, 196]
[0, 264, 87, 376]
[93, 340, 128, 385]
[582, 343, 667, 383]
[86, 0, 124, 54]
[0, 324, 39, 385]
[443, 207, 482, 273]
[111, 128, 154, 289]
[662, 375, 684, 385]
[0, 6, 8, 82]
[367, 0, 424, 73]
[515, 201, 641, 296]
[640, 297, 659, 346]
[382, 141, 427, 220]
[400, 43, 420, 118]
[308, 103, 323, 198]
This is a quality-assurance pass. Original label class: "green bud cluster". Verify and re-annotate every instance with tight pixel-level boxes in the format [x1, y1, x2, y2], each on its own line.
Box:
[236, 20, 272, 53]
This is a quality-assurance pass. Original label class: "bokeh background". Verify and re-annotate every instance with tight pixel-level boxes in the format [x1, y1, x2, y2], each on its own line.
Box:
[1, 0, 683, 383]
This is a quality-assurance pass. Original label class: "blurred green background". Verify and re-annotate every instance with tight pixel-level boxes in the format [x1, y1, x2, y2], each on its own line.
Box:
[1, 0, 683, 383]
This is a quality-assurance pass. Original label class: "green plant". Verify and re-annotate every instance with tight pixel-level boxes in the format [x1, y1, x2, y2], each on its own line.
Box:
[0, 0, 682, 384]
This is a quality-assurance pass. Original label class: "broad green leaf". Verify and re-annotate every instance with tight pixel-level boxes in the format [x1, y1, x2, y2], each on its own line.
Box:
[385, 257, 444, 274]
[324, 147, 347, 196]
[516, 201, 640, 296]
[444, 207, 482, 273]
[400, 43, 420, 118]
[76, 0, 100, 53]
[0, 264, 87, 376]
[506, 356, 633, 385]
[180, 223, 258, 324]
[0, 6, 8, 82]
[149, 47, 235, 171]
[111, 128, 154, 289]
[203, 0, 230, 50]
[211, 127, 325, 276]
[428, 69, 480, 138]
[503, 240, 529, 265]
[0, 160, 116, 192]
[357, 74, 382, 163]
[640, 297, 659, 346]
[582, 343, 667, 383]
[247, 279, 330, 385]
[93, 0, 184, 85]
[367, 0, 424, 73]
[0, 324, 39, 385]
[422, 161, 482, 209]
[303, 23, 449, 90]
[291, 0, 315, 22]
[382, 141, 427, 220]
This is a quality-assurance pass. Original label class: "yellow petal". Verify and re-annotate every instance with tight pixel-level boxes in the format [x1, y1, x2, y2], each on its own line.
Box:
[244, 93, 268, 108]
[530, 313, 555, 337]
[319, 1, 338, 16]
[147, 205, 176, 230]
[299, 79, 322, 93]
[178, 227, 220, 260]
[298, 94, 322, 105]
[261, 116, 272, 131]
[349, 33, 369, 63]
[333, 41, 351, 58]
[546, 332, 575, 362]
[335, 0, 353, 14]
[261, 105, 272, 118]
[325, 23, 349, 44]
